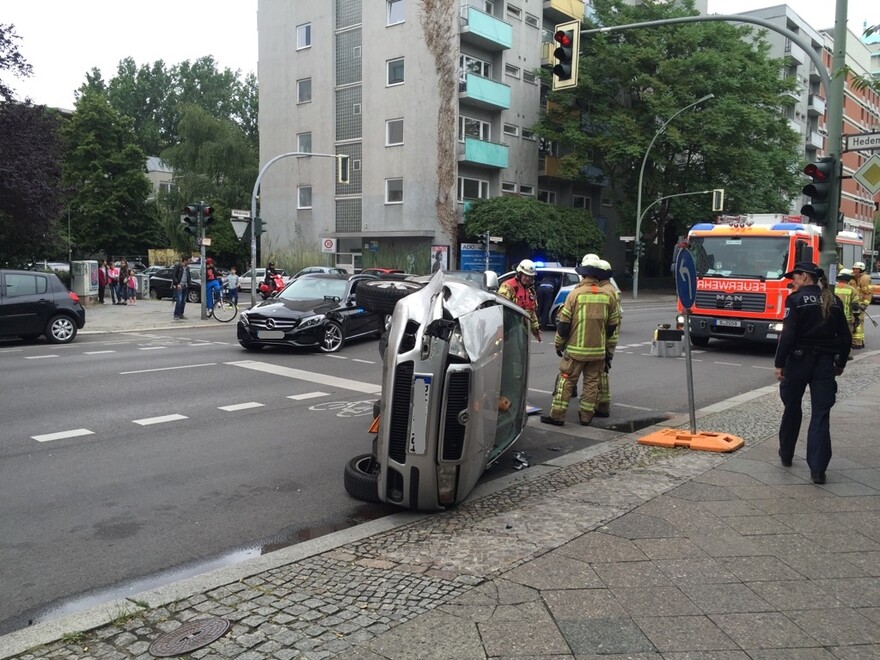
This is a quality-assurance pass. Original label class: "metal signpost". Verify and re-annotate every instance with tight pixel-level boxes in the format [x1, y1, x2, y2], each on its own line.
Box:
[675, 248, 698, 434]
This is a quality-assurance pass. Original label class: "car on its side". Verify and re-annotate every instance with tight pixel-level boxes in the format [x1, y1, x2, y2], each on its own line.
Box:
[870, 272, 880, 304]
[360, 267, 405, 276]
[291, 266, 349, 280]
[0, 269, 86, 343]
[237, 273, 414, 353]
[237, 268, 290, 293]
[148, 267, 202, 302]
[343, 271, 531, 511]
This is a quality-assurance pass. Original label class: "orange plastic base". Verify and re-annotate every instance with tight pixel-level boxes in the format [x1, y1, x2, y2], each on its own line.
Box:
[638, 428, 745, 452]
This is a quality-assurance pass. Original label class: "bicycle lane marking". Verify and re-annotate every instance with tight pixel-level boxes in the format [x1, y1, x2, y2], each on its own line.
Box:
[225, 360, 382, 395]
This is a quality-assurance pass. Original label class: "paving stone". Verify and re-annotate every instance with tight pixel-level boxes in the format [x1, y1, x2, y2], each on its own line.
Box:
[361, 609, 484, 659]
[479, 618, 571, 657]
[557, 531, 648, 563]
[609, 586, 702, 617]
[632, 537, 708, 560]
[599, 512, 682, 539]
[502, 551, 603, 590]
[722, 555, 807, 582]
[633, 614, 740, 652]
[542, 588, 627, 619]
[812, 577, 880, 607]
[748, 580, 848, 610]
[592, 560, 676, 588]
[678, 582, 774, 614]
[710, 612, 820, 648]
[556, 617, 655, 655]
[785, 607, 880, 646]
[653, 557, 740, 585]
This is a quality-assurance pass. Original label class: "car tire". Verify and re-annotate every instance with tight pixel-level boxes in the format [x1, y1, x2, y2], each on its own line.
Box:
[320, 320, 345, 353]
[149, 288, 159, 300]
[45, 314, 77, 344]
[690, 335, 710, 347]
[187, 289, 200, 303]
[356, 279, 422, 315]
[343, 453, 380, 503]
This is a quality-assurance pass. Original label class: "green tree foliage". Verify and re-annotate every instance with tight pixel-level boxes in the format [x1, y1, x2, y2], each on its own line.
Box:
[535, 0, 802, 267]
[0, 23, 32, 102]
[159, 105, 258, 267]
[463, 196, 604, 264]
[61, 89, 160, 258]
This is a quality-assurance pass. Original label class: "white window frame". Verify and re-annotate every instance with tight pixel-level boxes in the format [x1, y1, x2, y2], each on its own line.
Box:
[353, 103, 361, 115]
[353, 159, 362, 171]
[524, 12, 539, 28]
[501, 181, 517, 194]
[572, 195, 590, 211]
[457, 176, 490, 201]
[522, 71, 537, 85]
[353, 45, 362, 59]
[387, 0, 405, 25]
[296, 23, 311, 50]
[296, 78, 311, 104]
[504, 64, 521, 79]
[506, 4, 521, 20]
[521, 128, 535, 140]
[387, 57, 405, 86]
[296, 132, 312, 154]
[460, 54, 492, 78]
[503, 123, 519, 137]
[298, 185, 313, 209]
[459, 115, 491, 142]
[386, 178, 404, 204]
[537, 190, 556, 204]
[386, 118, 404, 146]
[519, 184, 534, 196]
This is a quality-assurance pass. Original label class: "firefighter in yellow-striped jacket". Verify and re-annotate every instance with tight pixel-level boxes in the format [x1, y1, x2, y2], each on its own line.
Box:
[834, 269, 856, 339]
[541, 254, 620, 427]
[595, 258, 619, 418]
[850, 262, 872, 349]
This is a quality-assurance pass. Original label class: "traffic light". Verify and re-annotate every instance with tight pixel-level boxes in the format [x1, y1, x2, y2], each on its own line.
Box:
[253, 217, 266, 237]
[634, 241, 645, 258]
[337, 155, 350, 184]
[801, 156, 836, 225]
[711, 189, 725, 213]
[551, 20, 580, 91]
[202, 205, 215, 227]
[182, 204, 199, 236]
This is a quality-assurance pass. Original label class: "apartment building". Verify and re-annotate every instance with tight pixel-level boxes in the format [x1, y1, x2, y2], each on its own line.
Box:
[256, 0, 595, 271]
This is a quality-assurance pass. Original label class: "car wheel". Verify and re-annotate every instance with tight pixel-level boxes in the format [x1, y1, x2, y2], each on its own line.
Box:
[45, 314, 77, 344]
[356, 279, 423, 315]
[690, 335, 710, 347]
[343, 453, 380, 503]
[149, 288, 159, 300]
[320, 320, 345, 353]
[187, 289, 200, 303]
[239, 341, 262, 352]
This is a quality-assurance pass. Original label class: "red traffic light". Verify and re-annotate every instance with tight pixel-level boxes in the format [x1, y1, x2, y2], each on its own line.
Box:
[803, 163, 829, 181]
[184, 204, 199, 216]
[554, 30, 572, 47]
[202, 206, 214, 216]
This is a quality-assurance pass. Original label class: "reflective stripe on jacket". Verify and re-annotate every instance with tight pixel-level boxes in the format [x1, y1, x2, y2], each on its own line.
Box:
[555, 278, 620, 361]
[834, 284, 854, 323]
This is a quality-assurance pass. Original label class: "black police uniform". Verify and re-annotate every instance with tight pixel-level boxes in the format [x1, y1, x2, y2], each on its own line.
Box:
[775, 281, 851, 480]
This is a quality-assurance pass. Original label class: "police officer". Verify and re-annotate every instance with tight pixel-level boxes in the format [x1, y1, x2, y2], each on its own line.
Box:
[498, 259, 542, 342]
[775, 261, 851, 484]
[850, 261, 872, 348]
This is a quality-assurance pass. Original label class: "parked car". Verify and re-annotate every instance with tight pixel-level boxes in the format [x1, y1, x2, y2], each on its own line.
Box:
[291, 266, 349, 280]
[870, 272, 880, 304]
[343, 271, 531, 511]
[31, 260, 70, 273]
[0, 269, 85, 343]
[141, 265, 165, 279]
[237, 273, 419, 353]
[148, 267, 202, 302]
[498, 266, 620, 328]
[237, 268, 290, 293]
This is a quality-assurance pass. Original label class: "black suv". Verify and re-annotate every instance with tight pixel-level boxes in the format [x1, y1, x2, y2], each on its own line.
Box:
[0, 269, 86, 343]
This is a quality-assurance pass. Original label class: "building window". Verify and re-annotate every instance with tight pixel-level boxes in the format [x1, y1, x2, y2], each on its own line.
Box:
[572, 195, 590, 212]
[519, 184, 534, 196]
[297, 78, 311, 104]
[523, 71, 537, 85]
[387, 0, 405, 25]
[296, 23, 311, 50]
[297, 132, 312, 154]
[353, 159, 362, 171]
[524, 12, 539, 28]
[521, 128, 535, 140]
[459, 116, 491, 141]
[298, 186, 313, 209]
[501, 181, 517, 194]
[506, 4, 521, 20]
[458, 177, 489, 201]
[386, 178, 403, 204]
[353, 45, 362, 58]
[503, 123, 519, 137]
[387, 58, 405, 86]
[483, 1, 495, 14]
[537, 190, 556, 204]
[504, 64, 520, 79]
[386, 118, 404, 146]
[460, 54, 491, 78]
[353, 103, 361, 115]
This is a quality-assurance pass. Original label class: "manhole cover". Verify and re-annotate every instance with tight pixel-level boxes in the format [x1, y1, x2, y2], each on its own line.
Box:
[149, 617, 230, 657]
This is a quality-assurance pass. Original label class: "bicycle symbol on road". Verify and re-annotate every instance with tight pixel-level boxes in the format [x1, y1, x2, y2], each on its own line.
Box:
[308, 399, 376, 418]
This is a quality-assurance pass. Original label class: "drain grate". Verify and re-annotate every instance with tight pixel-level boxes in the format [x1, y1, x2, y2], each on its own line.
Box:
[149, 617, 230, 657]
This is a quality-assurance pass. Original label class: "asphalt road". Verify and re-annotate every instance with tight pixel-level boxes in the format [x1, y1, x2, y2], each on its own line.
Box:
[0, 299, 781, 635]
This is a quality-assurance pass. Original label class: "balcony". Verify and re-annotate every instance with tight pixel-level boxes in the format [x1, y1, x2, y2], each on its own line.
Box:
[784, 40, 806, 65]
[539, 156, 563, 177]
[459, 6, 512, 51]
[458, 137, 509, 169]
[806, 131, 824, 149]
[808, 63, 822, 83]
[788, 117, 802, 134]
[543, 0, 585, 23]
[459, 73, 511, 111]
[807, 94, 826, 116]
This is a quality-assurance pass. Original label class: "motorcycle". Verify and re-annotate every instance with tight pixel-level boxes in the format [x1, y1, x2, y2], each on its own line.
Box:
[258, 273, 285, 299]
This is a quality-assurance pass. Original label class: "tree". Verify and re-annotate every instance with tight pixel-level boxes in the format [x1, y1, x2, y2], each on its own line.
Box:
[61, 89, 160, 258]
[0, 23, 32, 102]
[535, 0, 802, 275]
[463, 196, 604, 265]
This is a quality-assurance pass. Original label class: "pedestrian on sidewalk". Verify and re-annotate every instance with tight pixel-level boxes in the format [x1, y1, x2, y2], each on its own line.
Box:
[107, 261, 120, 304]
[97, 259, 109, 304]
[126, 269, 137, 305]
[775, 261, 851, 484]
[171, 256, 192, 320]
[205, 258, 221, 316]
[225, 266, 239, 306]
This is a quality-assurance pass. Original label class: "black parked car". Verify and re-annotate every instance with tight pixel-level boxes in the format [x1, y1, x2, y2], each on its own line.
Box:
[0, 269, 86, 343]
[237, 274, 420, 353]
[148, 267, 201, 302]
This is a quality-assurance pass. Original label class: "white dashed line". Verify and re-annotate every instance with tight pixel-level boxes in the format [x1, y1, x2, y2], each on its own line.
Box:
[352, 358, 376, 364]
[138, 346, 166, 351]
[83, 350, 116, 355]
[227, 360, 382, 395]
[715, 361, 742, 367]
[288, 392, 330, 401]
[24, 355, 58, 360]
[324, 355, 347, 360]
[218, 402, 265, 412]
[32, 428, 95, 442]
[120, 363, 216, 375]
[132, 414, 188, 426]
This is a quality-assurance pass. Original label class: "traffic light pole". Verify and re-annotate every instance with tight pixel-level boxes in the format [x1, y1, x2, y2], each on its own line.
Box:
[248, 151, 348, 308]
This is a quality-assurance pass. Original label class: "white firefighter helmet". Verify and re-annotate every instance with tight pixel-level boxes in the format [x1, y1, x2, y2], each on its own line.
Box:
[516, 259, 537, 277]
[852, 261, 866, 271]
[580, 253, 601, 268]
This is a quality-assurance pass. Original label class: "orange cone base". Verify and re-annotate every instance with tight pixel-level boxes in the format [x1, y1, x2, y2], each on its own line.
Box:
[638, 428, 745, 452]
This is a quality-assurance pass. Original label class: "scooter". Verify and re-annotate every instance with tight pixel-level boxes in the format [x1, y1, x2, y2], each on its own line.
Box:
[258, 273, 285, 299]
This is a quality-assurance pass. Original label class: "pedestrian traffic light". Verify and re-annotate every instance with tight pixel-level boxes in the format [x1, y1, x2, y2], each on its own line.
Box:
[801, 156, 836, 226]
[551, 20, 580, 91]
[253, 217, 266, 237]
[182, 204, 199, 236]
[202, 205, 215, 227]
[634, 241, 645, 258]
[337, 155, 350, 184]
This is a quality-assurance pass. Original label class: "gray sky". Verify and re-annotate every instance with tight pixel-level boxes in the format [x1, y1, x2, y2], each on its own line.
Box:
[3, 1, 875, 110]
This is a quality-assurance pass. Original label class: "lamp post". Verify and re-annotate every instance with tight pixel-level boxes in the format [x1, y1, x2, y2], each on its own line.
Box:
[633, 93, 714, 299]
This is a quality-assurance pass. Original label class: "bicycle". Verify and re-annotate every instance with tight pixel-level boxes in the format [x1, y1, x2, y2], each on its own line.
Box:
[211, 285, 238, 323]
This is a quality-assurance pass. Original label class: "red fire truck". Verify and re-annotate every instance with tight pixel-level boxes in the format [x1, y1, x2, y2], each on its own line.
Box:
[676, 215, 862, 346]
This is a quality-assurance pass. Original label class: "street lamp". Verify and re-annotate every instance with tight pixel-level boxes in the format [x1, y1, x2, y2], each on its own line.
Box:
[633, 93, 714, 299]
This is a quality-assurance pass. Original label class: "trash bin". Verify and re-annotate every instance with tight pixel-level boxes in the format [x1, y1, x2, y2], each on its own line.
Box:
[135, 274, 150, 299]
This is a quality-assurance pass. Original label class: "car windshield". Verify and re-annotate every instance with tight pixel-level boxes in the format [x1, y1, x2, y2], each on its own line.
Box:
[278, 277, 347, 301]
[690, 236, 789, 279]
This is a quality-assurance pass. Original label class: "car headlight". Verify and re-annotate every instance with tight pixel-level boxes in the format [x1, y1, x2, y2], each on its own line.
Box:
[299, 314, 326, 329]
[448, 326, 468, 360]
[239, 311, 250, 326]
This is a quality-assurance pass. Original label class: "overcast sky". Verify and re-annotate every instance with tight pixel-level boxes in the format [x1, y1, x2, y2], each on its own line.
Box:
[2, 1, 876, 110]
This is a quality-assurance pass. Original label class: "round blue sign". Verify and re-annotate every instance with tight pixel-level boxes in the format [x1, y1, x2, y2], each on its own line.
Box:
[675, 249, 697, 309]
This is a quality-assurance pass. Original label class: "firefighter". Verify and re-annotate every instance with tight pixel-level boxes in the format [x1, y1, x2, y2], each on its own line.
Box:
[541, 254, 620, 427]
[834, 269, 856, 341]
[498, 259, 542, 342]
[850, 261, 872, 349]
[775, 261, 851, 484]
[595, 258, 619, 418]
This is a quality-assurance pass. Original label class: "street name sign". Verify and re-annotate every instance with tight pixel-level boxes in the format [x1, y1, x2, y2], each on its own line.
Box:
[230, 209, 251, 218]
[844, 132, 880, 153]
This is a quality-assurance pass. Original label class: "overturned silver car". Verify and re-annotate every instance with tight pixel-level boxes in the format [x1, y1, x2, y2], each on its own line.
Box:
[345, 271, 532, 511]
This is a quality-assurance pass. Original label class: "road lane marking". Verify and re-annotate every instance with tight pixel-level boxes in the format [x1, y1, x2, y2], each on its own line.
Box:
[32, 428, 94, 442]
[218, 402, 265, 412]
[325, 355, 347, 360]
[288, 392, 330, 401]
[133, 414, 188, 426]
[227, 360, 382, 394]
[614, 403, 655, 411]
[751, 365, 775, 370]
[83, 350, 116, 354]
[352, 358, 376, 364]
[25, 355, 59, 360]
[120, 363, 216, 375]
[138, 346, 166, 351]
[715, 361, 742, 367]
